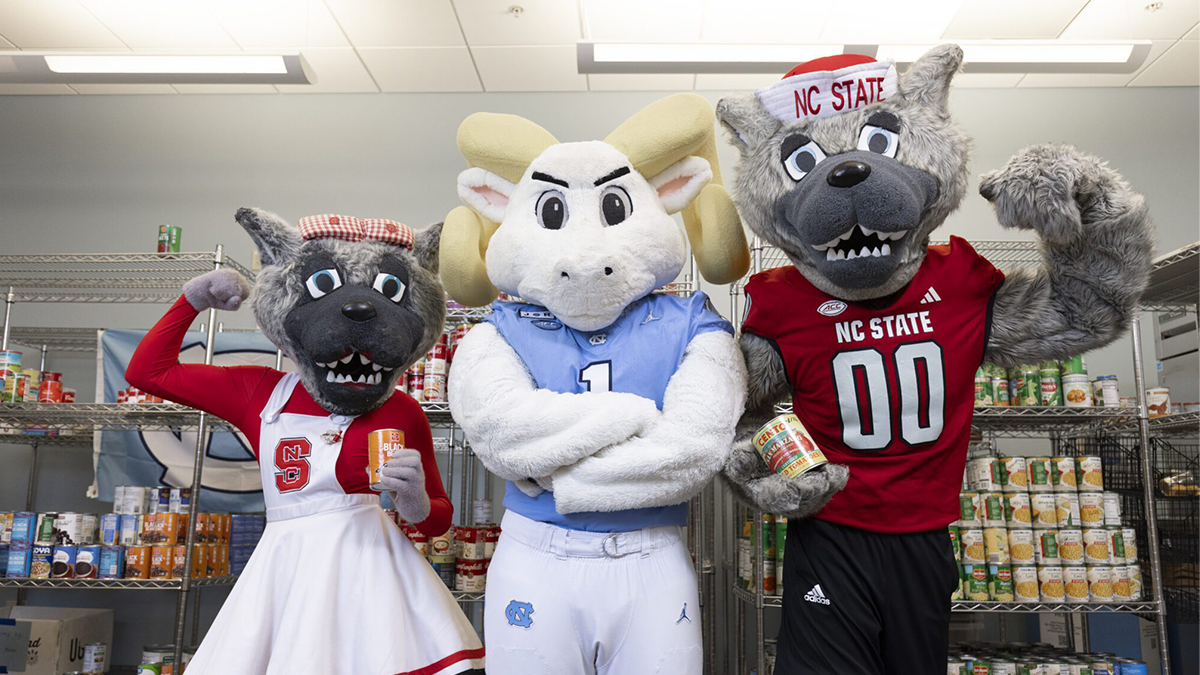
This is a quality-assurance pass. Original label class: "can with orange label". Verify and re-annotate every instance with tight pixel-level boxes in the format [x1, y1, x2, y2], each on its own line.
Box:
[191, 545, 208, 578]
[149, 546, 173, 579]
[125, 545, 151, 579]
[368, 429, 406, 490]
[171, 545, 187, 579]
[751, 414, 828, 479]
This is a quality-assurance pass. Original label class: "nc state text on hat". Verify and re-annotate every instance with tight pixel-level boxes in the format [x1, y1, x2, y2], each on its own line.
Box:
[796, 76, 888, 118]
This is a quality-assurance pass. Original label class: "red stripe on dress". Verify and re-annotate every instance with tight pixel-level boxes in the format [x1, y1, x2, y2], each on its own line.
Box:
[394, 647, 486, 675]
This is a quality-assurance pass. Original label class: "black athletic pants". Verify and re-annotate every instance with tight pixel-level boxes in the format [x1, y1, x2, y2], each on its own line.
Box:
[774, 518, 960, 675]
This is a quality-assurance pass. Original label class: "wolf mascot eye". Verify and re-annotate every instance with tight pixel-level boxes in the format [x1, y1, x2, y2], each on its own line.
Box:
[305, 268, 342, 299]
[715, 46, 1153, 675]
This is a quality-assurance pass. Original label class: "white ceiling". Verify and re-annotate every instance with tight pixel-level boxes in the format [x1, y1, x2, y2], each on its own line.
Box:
[0, 0, 1194, 95]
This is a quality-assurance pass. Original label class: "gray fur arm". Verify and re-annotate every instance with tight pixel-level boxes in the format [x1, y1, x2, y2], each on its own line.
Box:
[980, 145, 1153, 367]
[183, 269, 251, 312]
[549, 331, 747, 513]
[722, 332, 850, 518]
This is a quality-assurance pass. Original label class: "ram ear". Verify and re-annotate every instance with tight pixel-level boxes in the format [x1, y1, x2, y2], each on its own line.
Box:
[649, 156, 712, 215]
[716, 95, 780, 155]
[457, 167, 514, 224]
[898, 44, 962, 113]
[234, 207, 300, 266]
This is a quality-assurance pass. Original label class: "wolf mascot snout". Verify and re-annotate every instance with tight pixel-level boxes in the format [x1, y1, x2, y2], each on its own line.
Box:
[717, 47, 1152, 674]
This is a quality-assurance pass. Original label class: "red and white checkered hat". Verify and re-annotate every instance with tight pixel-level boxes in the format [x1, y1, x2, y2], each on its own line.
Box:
[297, 214, 414, 249]
[756, 54, 897, 124]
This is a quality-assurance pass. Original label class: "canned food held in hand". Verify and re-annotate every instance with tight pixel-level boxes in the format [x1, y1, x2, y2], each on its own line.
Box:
[368, 429, 406, 491]
[752, 414, 827, 479]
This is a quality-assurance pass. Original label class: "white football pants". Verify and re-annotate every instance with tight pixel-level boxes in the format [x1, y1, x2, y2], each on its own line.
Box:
[483, 511, 702, 675]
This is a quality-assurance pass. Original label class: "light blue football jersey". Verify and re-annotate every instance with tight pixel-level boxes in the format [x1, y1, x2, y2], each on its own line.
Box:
[486, 291, 734, 532]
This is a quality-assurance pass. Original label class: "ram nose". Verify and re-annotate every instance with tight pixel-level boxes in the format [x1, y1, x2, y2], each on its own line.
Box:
[558, 262, 616, 282]
[341, 301, 377, 322]
[827, 160, 872, 188]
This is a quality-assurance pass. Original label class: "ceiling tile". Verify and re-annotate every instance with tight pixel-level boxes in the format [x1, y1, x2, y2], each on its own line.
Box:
[325, 0, 463, 47]
[471, 45, 586, 91]
[0, 34, 14, 49]
[359, 46, 480, 91]
[203, 0, 348, 49]
[453, 0, 580, 46]
[1062, 0, 1199, 40]
[822, 0, 966, 43]
[173, 83, 280, 94]
[694, 72, 779, 91]
[1185, 23, 1199, 39]
[273, 48, 378, 93]
[1017, 39, 1172, 87]
[942, 0, 1089, 39]
[581, 0, 703, 43]
[0, 0, 126, 49]
[702, 0, 833, 42]
[1129, 38, 1200, 85]
[952, 73, 1026, 87]
[69, 83, 178, 94]
[588, 73, 695, 91]
[0, 83, 77, 94]
[79, 0, 238, 49]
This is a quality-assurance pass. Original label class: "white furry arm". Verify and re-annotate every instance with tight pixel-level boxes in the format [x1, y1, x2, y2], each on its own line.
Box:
[448, 323, 660, 483]
[550, 331, 747, 514]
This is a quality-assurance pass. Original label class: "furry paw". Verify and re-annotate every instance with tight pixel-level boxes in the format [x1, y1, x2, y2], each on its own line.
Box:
[379, 449, 431, 523]
[979, 144, 1135, 245]
[731, 464, 849, 519]
[182, 269, 251, 312]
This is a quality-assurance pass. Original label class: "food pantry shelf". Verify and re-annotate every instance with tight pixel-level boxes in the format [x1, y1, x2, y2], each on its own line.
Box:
[971, 406, 1139, 437]
[0, 576, 239, 590]
[7, 327, 102, 353]
[0, 252, 256, 304]
[950, 600, 1159, 614]
[452, 590, 485, 604]
[1141, 242, 1199, 313]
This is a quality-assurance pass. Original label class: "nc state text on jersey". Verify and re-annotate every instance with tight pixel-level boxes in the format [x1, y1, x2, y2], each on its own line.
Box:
[834, 311, 934, 344]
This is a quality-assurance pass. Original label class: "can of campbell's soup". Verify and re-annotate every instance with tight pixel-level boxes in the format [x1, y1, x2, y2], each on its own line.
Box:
[428, 532, 453, 556]
[752, 414, 828, 479]
[455, 558, 487, 592]
[455, 526, 486, 560]
[484, 525, 500, 558]
[367, 429, 406, 490]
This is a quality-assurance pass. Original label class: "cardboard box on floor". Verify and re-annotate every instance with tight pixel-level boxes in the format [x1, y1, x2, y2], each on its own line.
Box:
[0, 607, 112, 675]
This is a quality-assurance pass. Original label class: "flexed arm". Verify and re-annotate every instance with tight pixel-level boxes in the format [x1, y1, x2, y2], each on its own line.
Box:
[720, 332, 849, 517]
[447, 323, 660, 489]
[549, 331, 747, 513]
[980, 145, 1153, 367]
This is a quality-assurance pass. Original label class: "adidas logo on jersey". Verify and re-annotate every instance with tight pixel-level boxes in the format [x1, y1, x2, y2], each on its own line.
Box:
[804, 584, 831, 605]
[919, 287, 942, 304]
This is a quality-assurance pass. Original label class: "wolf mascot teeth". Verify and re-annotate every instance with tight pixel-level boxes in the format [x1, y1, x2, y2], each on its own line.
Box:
[716, 47, 1152, 674]
[440, 94, 749, 675]
[126, 209, 485, 675]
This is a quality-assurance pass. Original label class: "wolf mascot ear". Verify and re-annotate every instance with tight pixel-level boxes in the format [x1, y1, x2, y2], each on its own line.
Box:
[235, 207, 301, 266]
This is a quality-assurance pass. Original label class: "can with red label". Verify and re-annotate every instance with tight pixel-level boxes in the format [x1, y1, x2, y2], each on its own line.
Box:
[455, 558, 488, 592]
[429, 532, 453, 556]
[455, 526, 486, 560]
[752, 414, 828, 479]
[38, 374, 63, 403]
[484, 525, 500, 558]
[62, 388, 76, 403]
[424, 335, 449, 402]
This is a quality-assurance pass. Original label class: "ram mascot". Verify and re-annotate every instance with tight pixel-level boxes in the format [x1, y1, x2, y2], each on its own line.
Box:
[126, 209, 485, 675]
[716, 47, 1152, 674]
[440, 94, 749, 674]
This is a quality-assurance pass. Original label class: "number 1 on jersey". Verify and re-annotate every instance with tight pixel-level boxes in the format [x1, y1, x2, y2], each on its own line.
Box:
[579, 361, 612, 393]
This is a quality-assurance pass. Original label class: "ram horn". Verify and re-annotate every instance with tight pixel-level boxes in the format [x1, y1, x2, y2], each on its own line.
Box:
[605, 93, 750, 285]
[457, 112, 559, 183]
[439, 206, 501, 307]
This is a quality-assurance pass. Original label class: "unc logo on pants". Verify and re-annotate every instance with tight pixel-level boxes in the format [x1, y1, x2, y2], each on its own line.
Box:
[505, 600, 534, 629]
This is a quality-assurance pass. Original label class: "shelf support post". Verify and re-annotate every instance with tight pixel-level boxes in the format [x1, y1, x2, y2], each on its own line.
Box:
[172, 245, 224, 667]
[2, 286, 14, 350]
[1130, 317, 1172, 675]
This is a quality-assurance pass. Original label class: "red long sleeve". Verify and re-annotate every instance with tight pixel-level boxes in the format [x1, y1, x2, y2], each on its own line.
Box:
[125, 295, 282, 448]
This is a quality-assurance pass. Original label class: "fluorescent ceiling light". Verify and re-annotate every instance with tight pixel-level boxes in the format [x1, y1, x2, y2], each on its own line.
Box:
[579, 41, 1152, 75]
[579, 42, 844, 74]
[0, 52, 312, 84]
[45, 54, 289, 75]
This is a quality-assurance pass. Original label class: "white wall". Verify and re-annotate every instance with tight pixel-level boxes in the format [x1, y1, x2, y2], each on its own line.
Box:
[1, 86, 1196, 666]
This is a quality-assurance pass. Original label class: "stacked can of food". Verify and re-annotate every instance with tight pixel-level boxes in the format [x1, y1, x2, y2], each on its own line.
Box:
[948, 642, 1148, 675]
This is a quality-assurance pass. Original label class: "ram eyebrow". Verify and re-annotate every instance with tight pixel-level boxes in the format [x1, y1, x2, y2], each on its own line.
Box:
[531, 171, 569, 188]
[593, 166, 631, 186]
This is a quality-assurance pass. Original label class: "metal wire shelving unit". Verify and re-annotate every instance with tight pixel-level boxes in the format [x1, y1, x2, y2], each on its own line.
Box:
[724, 238, 1191, 675]
[0, 248, 253, 670]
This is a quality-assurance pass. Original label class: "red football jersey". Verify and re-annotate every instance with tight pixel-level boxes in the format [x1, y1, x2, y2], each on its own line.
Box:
[742, 237, 1005, 533]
